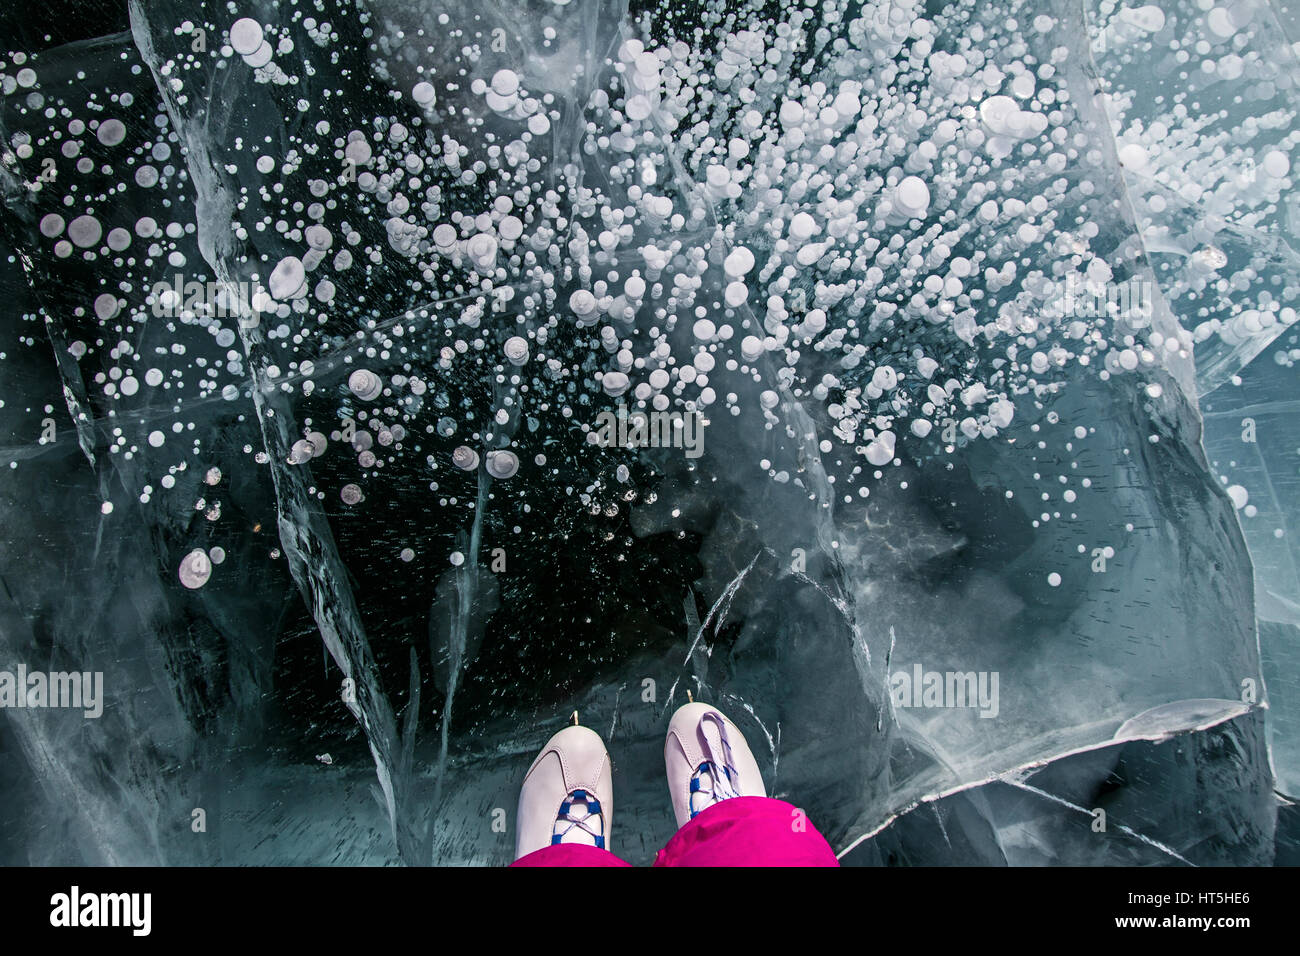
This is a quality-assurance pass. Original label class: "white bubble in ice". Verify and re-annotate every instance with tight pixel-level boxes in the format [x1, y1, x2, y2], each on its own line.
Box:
[864, 431, 896, 466]
[97, 118, 127, 146]
[68, 215, 103, 248]
[778, 100, 805, 128]
[304, 432, 328, 457]
[289, 438, 316, 464]
[1193, 245, 1228, 271]
[94, 293, 120, 320]
[466, 233, 498, 268]
[305, 224, 333, 250]
[179, 549, 213, 589]
[1262, 150, 1290, 179]
[504, 336, 530, 366]
[724, 281, 749, 307]
[1117, 143, 1149, 171]
[340, 483, 364, 505]
[452, 446, 480, 470]
[980, 95, 1037, 140]
[449, 551, 465, 567]
[893, 176, 931, 217]
[348, 368, 382, 401]
[569, 289, 597, 317]
[1127, 5, 1165, 31]
[432, 223, 457, 248]
[491, 69, 520, 96]
[39, 213, 65, 237]
[230, 18, 265, 56]
[1206, 6, 1236, 38]
[723, 246, 755, 278]
[345, 138, 372, 165]
[989, 399, 1015, 428]
[412, 81, 437, 107]
[1047, 572, 1062, 587]
[602, 371, 631, 396]
[788, 212, 818, 241]
[1226, 485, 1249, 510]
[269, 255, 306, 299]
[243, 40, 274, 68]
[400, 548, 415, 562]
[498, 215, 524, 241]
[626, 95, 653, 121]
[485, 449, 520, 479]
[634, 50, 660, 76]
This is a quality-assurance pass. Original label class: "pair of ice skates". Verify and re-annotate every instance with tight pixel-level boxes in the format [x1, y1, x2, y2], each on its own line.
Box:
[515, 700, 764, 858]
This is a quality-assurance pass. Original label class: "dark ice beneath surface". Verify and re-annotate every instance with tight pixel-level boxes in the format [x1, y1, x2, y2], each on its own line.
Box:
[0, 0, 1296, 865]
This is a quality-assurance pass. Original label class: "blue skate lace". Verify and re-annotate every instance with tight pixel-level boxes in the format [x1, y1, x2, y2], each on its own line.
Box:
[688, 711, 743, 819]
[552, 789, 605, 849]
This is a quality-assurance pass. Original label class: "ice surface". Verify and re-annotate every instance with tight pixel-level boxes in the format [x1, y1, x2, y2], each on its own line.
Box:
[1087, 0, 1300, 396]
[843, 710, 1275, 866]
[0, 0, 1292, 865]
[1200, 333, 1300, 798]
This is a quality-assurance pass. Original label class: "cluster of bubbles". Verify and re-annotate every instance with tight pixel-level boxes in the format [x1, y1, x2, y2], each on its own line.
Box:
[1087, 0, 1299, 392]
[1, 0, 1294, 591]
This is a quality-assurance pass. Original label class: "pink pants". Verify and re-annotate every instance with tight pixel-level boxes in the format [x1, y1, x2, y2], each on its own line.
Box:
[511, 797, 840, 867]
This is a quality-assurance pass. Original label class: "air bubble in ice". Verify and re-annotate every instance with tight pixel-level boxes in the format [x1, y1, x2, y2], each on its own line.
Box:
[452, 446, 480, 470]
[504, 336, 530, 366]
[485, 450, 520, 479]
[348, 369, 382, 401]
[229, 18, 265, 56]
[179, 549, 212, 589]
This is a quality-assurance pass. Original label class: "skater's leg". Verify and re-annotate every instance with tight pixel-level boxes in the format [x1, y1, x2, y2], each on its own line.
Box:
[509, 720, 630, 867]
[655, 702, 838, 867]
